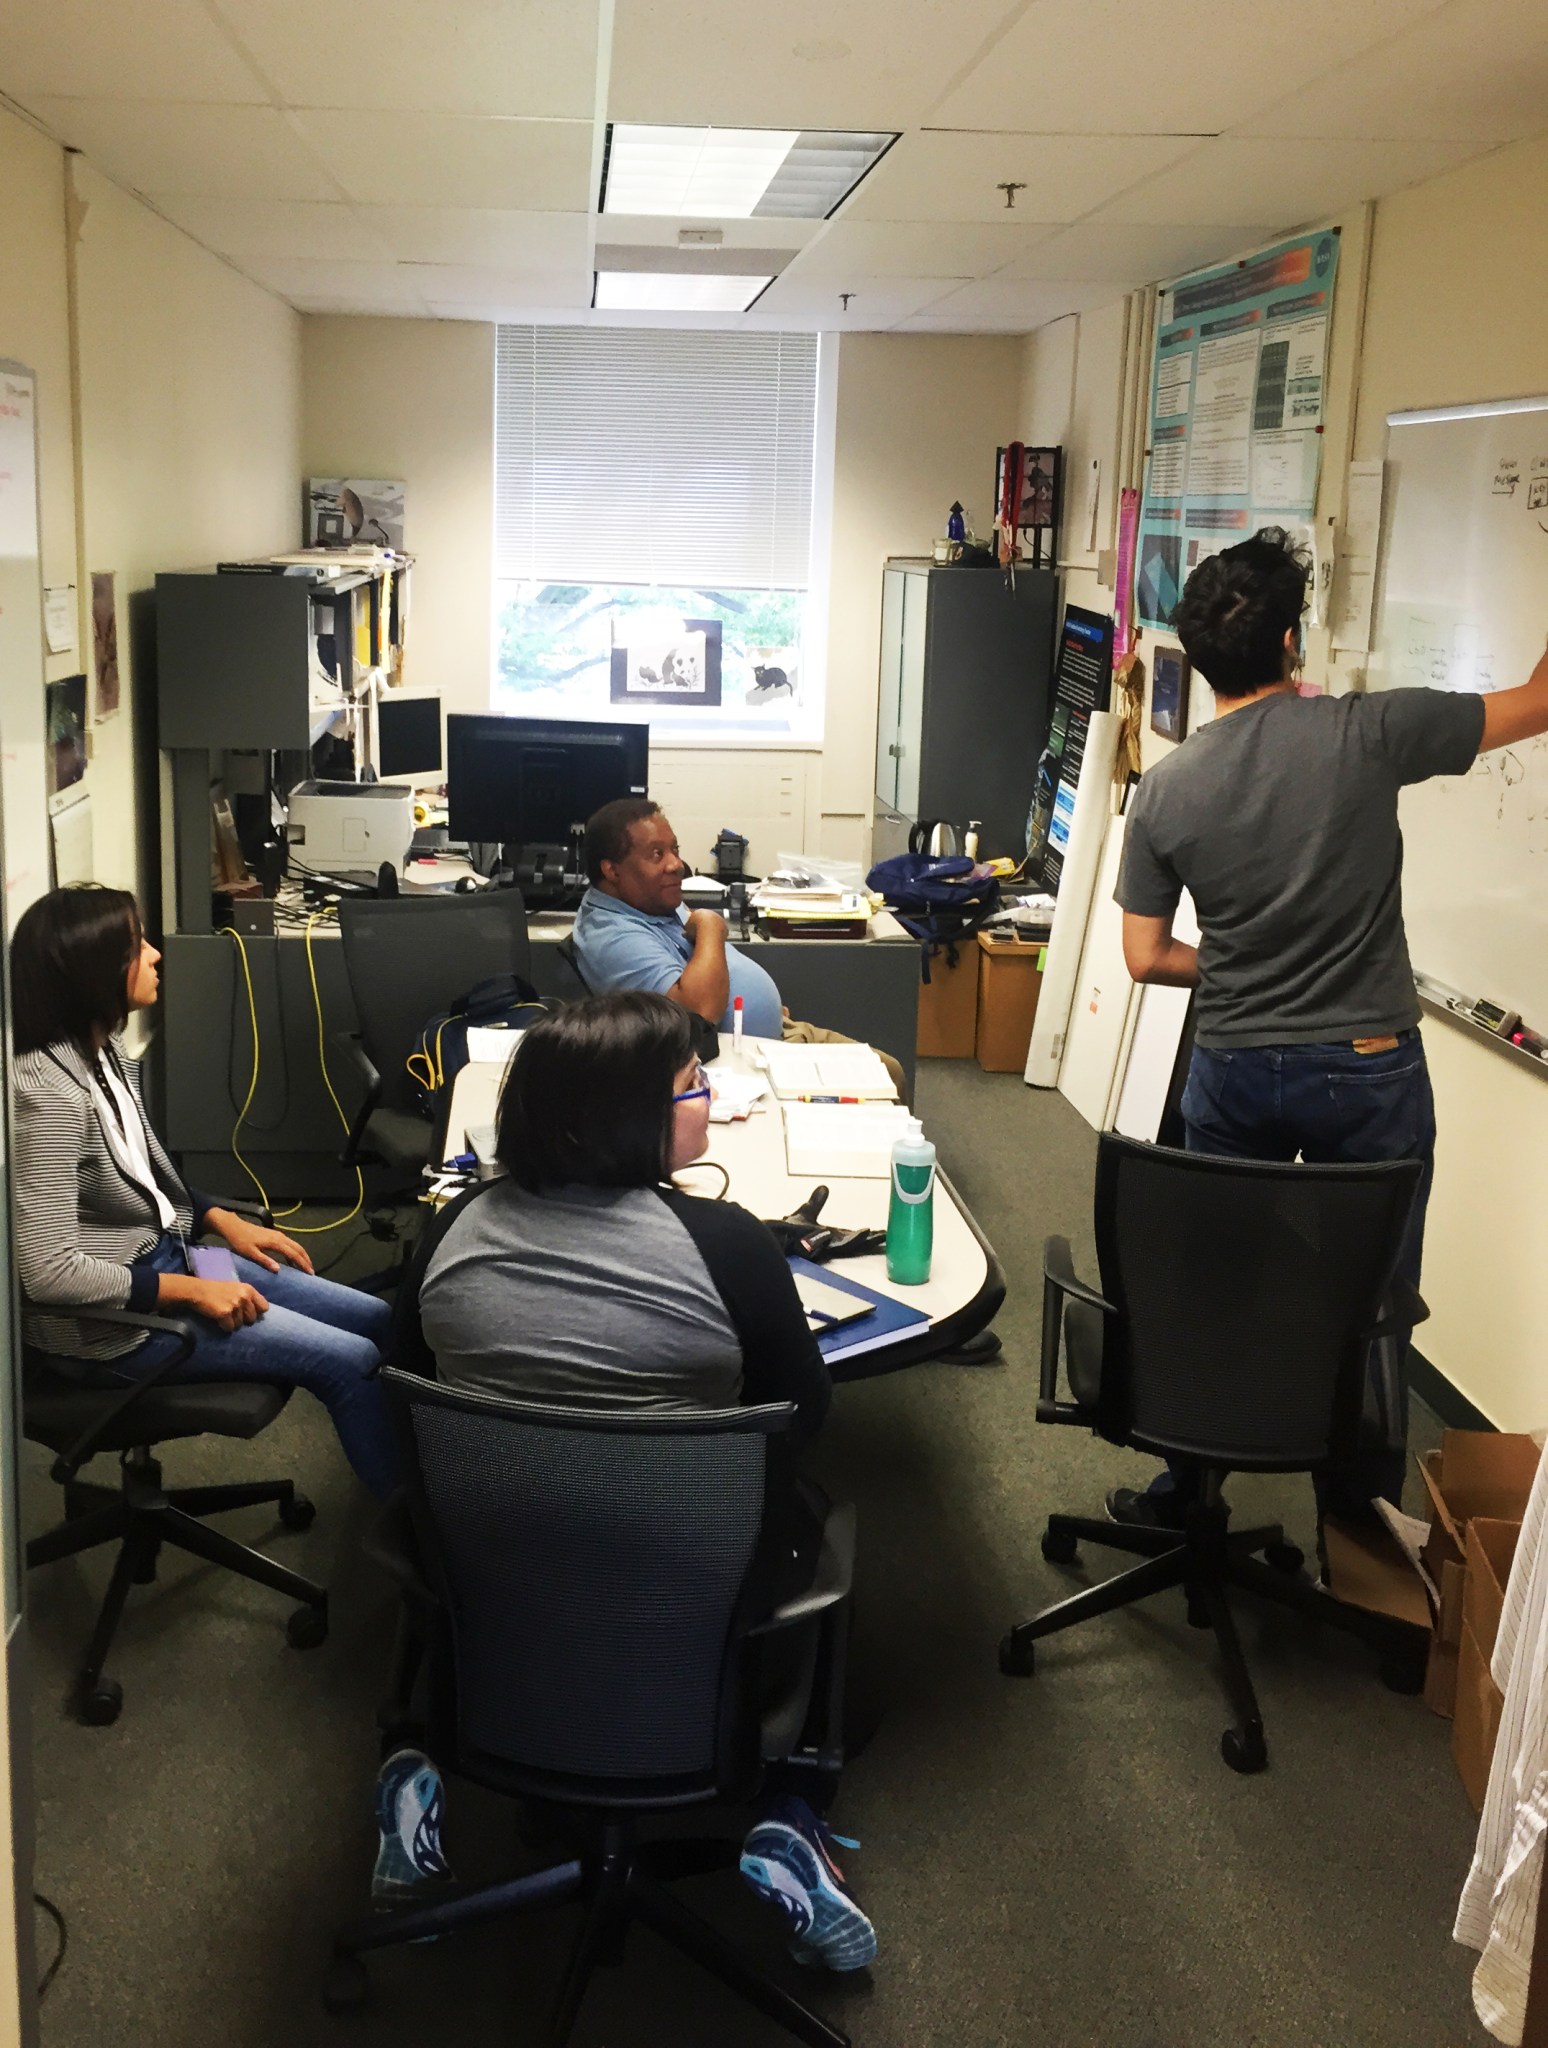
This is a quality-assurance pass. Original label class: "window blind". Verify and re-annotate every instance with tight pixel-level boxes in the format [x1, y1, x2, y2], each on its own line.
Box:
[495, 325, 817, 588]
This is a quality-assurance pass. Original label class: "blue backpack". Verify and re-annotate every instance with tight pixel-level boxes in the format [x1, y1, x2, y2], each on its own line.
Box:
[406, 973, 547, 1118]
[866, 854, 1002, 982]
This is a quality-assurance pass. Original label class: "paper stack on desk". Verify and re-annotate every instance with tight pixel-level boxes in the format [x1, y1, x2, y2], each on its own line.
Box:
[755, 1041, 898, 1102]
[707, 1071, 767, 1122]
[782, 1101, 915, 1178]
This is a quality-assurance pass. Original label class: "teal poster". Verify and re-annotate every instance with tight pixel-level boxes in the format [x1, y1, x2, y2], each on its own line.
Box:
[1136, 229, 1340, 629]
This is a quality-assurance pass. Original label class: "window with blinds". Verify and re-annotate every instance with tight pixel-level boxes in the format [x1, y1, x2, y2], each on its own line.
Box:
[492, 326, 821, 741]
[496, 326, 816, 587]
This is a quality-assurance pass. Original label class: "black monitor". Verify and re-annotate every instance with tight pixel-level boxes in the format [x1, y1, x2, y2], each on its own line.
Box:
[377, 694, 442, 777]
[446, 714, 649, 847]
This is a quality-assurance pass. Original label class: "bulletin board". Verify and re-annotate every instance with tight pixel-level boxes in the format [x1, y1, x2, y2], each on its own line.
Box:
[1136, 231, 1342, 629]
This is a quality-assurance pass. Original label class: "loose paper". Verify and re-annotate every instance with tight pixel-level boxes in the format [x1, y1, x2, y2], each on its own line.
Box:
[43, 585, 76, 656]
[1330, 458, 1385, 654]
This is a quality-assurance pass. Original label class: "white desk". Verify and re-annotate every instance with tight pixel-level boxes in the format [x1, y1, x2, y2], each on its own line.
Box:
[439, 1034, 1003, 1381]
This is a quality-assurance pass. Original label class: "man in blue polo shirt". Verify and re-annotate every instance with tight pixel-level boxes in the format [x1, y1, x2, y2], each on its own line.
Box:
[573, 798, 905, 1091]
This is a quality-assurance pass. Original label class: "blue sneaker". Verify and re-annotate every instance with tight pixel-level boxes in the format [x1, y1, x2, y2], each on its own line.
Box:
[739, 1796, 877, 1972]
[372, 1748, 453, 1907]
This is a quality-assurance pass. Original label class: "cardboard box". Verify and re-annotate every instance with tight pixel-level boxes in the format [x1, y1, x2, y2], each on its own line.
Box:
[1453, 1517, 1521, 1810]
[915, 943, 980, 1059]
[1418, 1430, 1539, 1715]
[1322, 1516, 1432, 1630]
[975, 933, 1044, 1073]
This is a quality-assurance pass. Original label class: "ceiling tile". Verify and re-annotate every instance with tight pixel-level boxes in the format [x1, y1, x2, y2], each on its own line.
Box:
[293, 111, 593, 209]
[21, 99, 340, 201]
[1245, 0, 1548, 143]
[1000, 221, 1278, 284]
[243, 257, 432, 311]
[398, 263, 592, 305]
[1095, 135, 1484, 226]
[785, 218, 1057, 280]
[151, 196, 391, 262]
[754, 273, 968, 324]
[0, 0, 264, 103]
[359, 208, 591, 269]
[843, 130, 1201, 224]
[608, 0, 1027, 129]
[931, 0, 1440, 137]
[214, 0, 598, 119]
[920, 276, 1120, 323]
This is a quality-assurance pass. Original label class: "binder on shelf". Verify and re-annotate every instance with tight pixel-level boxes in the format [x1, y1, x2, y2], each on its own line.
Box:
[787, 1257, 931, 1362]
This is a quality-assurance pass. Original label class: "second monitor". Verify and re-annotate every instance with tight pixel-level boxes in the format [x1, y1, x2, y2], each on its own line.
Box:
[446, 713, 649, 874]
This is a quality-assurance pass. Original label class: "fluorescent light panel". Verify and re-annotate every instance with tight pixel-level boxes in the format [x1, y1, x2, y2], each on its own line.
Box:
[593, 272, 773, 312]
[602, 126, 896, 220]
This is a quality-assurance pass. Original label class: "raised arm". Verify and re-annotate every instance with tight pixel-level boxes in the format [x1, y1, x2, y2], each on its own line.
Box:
[669, 909, 731, 1023]
[1480, 644, 1548, 753]
[1122, 911, 1200, 988]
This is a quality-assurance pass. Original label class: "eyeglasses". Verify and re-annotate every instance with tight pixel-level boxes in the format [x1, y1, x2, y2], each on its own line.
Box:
[673, 1061, 711, 1106]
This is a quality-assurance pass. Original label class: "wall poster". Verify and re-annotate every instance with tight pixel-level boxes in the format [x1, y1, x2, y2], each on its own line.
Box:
[1136, 230, 1341, 629]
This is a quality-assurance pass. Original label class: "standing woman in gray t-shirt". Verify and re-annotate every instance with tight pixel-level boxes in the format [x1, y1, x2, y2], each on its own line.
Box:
[1113, 527, 1548, 1531]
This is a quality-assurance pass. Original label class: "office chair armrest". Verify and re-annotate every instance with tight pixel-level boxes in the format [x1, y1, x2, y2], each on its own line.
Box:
[335, 1032, 382, 1169]
[746, 1499, 857, 1637]
[1368, 1276, 1430, 1340]
[361, 1488, 438, 1611]
[1039, 1236, 1114, 1425]
[47, 1308, 200, 1483]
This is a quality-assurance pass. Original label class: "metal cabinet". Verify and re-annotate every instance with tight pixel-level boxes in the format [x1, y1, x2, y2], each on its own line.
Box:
[874, 559, 1058, 862]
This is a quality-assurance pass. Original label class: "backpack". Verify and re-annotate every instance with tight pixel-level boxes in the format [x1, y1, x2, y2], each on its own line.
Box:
[865, 853, 1002, 983]
[406, 973, 547, 1118]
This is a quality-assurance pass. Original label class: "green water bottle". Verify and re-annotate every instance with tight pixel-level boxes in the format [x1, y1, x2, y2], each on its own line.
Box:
[886, 1117, 936, 1286]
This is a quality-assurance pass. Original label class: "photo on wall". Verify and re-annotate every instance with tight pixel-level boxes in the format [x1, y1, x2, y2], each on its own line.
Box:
[307, 478, 405, 549]
[46, 673, 87, 803]
[610, 617, 723, 708]
[90, 571, 120, 722]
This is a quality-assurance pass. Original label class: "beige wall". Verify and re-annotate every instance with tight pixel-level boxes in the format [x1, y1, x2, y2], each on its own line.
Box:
[301, 317, 494, 726]
[70, 159, 302, 903]
[1354, 135, 1548, 1428]
[821, 331, 1023, 860]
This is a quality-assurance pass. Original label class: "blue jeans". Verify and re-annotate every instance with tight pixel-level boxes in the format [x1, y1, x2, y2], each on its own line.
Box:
[93, 1237, 399, 1499]
[1151, 1032, 1435, 1520]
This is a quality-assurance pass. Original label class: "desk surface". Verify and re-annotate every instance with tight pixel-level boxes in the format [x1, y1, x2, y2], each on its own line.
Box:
[441, 1034, 1001, 1380]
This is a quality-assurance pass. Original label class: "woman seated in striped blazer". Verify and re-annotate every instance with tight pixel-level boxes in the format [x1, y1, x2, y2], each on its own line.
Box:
[11, 885, 397, 1498]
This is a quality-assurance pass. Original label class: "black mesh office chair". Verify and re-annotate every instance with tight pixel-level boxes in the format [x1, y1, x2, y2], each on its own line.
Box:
[325, 1370, 856, 2048]
[24, 1308, 327, 1725]
[1000, 1134, 1431, 1774]
[336, 891, 532, 1179]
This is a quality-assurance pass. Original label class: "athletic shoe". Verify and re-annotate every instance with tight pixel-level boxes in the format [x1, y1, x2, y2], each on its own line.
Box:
[1105, 1485, 1190, 1532]
[372, 1747, 453, 1907]
[739, 1795, 877, 1972]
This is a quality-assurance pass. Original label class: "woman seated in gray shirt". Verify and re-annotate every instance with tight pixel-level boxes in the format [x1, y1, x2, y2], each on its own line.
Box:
[383, 993, 877, 1971]
[406, 989, 831, 1443]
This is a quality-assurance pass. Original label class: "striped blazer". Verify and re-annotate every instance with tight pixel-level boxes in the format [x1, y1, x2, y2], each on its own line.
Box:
[12, 1036, 207, 1362]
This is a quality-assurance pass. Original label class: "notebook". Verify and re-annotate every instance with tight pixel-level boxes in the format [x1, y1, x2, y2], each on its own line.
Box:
[755, 1040, 898, 1102]
[782, 1100, 915, 1179]
[787, 1257, 931, 1362]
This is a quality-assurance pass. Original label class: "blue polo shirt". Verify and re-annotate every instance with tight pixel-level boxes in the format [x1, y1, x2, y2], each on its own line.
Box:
[572, 888, 784, 1038]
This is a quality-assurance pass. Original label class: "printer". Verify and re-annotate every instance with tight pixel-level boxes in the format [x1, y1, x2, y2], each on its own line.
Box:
[286, 779, 417, 883]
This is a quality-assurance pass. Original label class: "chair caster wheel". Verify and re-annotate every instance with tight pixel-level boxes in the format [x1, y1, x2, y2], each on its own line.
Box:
[286, 1603, 328, 1650]
[77, 1680, 123, 1727]
[999, 1633, 1036, 1677]
[1221, 1726, 1267, 1774]
[322, 1954, 371, 2014]
[1264, 1541, 1304, 1575]
[1041, 1526, 1078, 1565]
[1380, 1645, 1427, 1695]
[279, 1494, 316, 1532]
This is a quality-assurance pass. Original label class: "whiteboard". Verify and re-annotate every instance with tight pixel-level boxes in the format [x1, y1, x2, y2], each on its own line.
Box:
[1057, 813, 1139, 1131]
[1371, 396, 1548, 1025]
[0, 362, 51, 928]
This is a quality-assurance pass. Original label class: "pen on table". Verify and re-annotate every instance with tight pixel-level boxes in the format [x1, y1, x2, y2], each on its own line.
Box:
[733, 995, 743, 1053]
[797, 1093, 894, 1103]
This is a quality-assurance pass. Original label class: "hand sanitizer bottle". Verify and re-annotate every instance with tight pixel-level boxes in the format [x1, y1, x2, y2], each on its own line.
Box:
[886, 1118, 936, 1285]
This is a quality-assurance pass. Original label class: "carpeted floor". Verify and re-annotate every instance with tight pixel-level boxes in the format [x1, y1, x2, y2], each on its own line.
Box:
[23, 1065, 1493, 2047]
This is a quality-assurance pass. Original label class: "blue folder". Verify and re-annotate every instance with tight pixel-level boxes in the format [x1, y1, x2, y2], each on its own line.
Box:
[788, 1255, 931, 1363]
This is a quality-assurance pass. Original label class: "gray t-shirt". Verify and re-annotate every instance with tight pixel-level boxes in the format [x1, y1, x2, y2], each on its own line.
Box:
[1116, 687, 1485, 1048]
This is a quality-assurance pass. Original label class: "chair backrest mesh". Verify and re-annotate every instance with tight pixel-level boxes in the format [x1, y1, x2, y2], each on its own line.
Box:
[338, 894, 531, 1112]
[1094, 1137, 1419, 1468]
[399, 1382, 774, 1782]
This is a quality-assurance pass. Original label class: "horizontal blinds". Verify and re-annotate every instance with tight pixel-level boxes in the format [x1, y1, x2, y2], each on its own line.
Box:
[495, 325, 816, 588]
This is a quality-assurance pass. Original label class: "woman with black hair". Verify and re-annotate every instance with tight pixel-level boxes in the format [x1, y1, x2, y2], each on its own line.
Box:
[380, 992, 875, 1971]
[11, 886, 397, 1498]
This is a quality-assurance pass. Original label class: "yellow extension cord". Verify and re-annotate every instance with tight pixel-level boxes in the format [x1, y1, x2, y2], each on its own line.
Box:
[220, 912, 364, 1233]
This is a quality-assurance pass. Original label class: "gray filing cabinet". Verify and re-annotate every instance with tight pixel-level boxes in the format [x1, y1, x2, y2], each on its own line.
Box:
[874, 559, 1057, 862]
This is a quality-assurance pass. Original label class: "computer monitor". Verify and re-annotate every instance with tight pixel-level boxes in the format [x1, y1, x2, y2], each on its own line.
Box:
[446, 714, 649, 847]
[377, 694, 442, 778]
